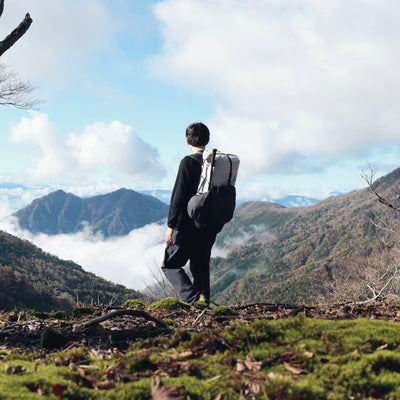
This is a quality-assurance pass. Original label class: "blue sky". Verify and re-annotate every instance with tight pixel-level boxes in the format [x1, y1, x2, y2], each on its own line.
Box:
[1, 0, 400, 205]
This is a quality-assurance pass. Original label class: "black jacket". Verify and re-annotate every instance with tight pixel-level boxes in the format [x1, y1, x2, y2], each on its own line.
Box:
[167, 151, 202, 231]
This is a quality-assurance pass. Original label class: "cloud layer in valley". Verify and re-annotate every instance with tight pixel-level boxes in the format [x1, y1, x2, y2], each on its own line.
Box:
[0, 215, 165, 291]
[150, 0, 400, 176]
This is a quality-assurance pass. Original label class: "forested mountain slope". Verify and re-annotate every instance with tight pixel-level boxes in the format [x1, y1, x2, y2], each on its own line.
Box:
[211, 168, 400, 305]
[0, 230, 142, 311]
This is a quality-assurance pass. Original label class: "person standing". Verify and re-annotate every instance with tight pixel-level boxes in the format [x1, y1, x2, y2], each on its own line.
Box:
[162, 122, 217, 304]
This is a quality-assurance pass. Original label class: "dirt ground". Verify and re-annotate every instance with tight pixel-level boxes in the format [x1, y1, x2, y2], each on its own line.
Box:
[1, 301, 400, 353]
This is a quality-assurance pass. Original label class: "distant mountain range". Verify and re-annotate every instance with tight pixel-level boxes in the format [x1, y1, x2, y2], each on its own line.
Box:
[140, 190, 323, 207]
[14, 188, 169, 237]
[0, 230, 142, 311]
[210, 167, 400, 305]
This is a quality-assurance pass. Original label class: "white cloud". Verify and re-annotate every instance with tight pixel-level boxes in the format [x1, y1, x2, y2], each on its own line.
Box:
[150, 0, 400, 176]
[8, 111, 165, 184]
[0, 0, 121, 82]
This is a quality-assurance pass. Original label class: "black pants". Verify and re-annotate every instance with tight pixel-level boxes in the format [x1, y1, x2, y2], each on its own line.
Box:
[162, 229, 216, 304]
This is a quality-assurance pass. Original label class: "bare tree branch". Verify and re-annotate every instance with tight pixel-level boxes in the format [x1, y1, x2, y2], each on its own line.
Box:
[0, 12, 32, 57]
[0, 2, 38, 109]
[362, 165, 400, 213]
[72, 309, 170, 332]
[0, 64, 39, 109]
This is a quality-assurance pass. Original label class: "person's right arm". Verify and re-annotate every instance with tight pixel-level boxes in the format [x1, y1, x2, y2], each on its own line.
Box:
[165, 157, 198, 245]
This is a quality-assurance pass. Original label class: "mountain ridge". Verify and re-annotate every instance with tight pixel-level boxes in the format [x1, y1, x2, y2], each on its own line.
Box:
[14, 188, 169, 237]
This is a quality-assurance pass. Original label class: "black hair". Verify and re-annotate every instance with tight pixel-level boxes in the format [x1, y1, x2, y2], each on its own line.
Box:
[186, 122, 210, 147]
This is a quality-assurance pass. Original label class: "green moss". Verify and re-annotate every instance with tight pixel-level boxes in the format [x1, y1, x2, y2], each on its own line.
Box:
[4, 315, 400, 399]
[211, 305, 233, 316]
[193, 300, 208, 309]
[123, 299, 147, 309]
[26, 310, 50, 319]
[149, 297, 191, 310]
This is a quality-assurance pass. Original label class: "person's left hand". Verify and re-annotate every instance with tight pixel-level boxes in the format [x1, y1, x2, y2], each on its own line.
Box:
[165, 227, 174, 246]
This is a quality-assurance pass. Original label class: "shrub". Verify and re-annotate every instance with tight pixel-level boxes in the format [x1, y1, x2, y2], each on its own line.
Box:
[40, 327, 68, 349]
[149, 297, 191, 311]
[212, 306, 233, 316]
[50, 311, 67, 319]
[123, 299, 147, 309]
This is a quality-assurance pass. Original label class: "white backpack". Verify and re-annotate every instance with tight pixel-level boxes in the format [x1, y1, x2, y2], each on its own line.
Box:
[196, 149, 240, 194]
[187, 149, 240, 232]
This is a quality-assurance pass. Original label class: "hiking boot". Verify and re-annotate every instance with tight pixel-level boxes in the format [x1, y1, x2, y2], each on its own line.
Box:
[198, 294, 208, 304]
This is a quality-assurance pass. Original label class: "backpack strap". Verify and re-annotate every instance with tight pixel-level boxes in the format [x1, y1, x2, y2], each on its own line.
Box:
[227, 154, 233, 186]
[208, 149, 217, 191]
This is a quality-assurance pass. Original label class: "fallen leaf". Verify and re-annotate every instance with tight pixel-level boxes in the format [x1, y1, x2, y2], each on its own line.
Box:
[244, 381, 261, 396]
[236, 360, 247, 373]
[283, 362, 307, 375]
[368, 389, 379, 399]
[244, 354, 262, 372]
[68, 362, 76, 371]
[13, 365, 26, 374]
[151, 375, 185, 400]
[303, 351, 314, 358]
[93, 380, 115, 390]
[178, 351, 193, 359]
[51, 384, 68, 396]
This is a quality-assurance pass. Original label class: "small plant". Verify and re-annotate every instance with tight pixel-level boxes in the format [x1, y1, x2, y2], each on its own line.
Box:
[40, 327, 68, 349]
[212, 306, 233, 316]
[127, 354, 154, 373]
[50, 311, 67, 319]
[123, 299, 147, 309]
[26, 310, 50, 319]
[149, 297, 191, 311]
[72, 307, 94, 318]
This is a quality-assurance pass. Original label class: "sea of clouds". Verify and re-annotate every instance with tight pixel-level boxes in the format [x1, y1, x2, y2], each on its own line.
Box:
[0, 186, 241, 291]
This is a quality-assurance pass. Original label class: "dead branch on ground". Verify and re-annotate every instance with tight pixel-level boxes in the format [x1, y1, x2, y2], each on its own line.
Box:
[72, 309, 170, 332]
